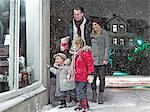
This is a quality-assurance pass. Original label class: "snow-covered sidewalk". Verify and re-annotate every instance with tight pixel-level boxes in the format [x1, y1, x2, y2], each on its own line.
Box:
[42, 88, 150, 112]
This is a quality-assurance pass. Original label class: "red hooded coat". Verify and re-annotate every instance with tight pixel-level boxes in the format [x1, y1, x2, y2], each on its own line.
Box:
[74, 46, 94, 82]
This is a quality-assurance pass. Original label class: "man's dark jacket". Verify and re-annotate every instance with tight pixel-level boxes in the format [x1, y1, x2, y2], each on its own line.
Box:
[64, 18, 92, 49]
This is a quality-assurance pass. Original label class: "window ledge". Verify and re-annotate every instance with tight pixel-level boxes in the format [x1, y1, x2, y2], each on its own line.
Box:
[0, 81, 43, 102]
[0, 85, 47, 112]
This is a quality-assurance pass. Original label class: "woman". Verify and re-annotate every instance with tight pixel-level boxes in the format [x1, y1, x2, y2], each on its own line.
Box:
[90, 17, 110, 104]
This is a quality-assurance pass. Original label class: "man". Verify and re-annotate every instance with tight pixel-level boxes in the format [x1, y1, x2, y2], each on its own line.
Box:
[61, 7, 91, 55]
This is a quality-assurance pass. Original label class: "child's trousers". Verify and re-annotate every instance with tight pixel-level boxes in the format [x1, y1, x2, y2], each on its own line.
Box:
[75, 81, 89, 109]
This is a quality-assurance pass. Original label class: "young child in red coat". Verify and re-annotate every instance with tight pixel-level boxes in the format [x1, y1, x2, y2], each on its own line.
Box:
[72, 37, 94, 112]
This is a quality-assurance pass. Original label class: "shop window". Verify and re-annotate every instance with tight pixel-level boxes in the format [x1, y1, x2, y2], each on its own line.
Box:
[0, 0, 41, 96]
[0, 0, 10, 93]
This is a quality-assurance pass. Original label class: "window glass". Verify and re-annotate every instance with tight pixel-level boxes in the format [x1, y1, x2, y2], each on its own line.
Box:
[129, 38, 133, 45]
[113, 38, 117, 45]
[0, 0, 41, 96]
[19, 0, 28, 88]
[0, 0, 10, 93]
[113, 24, 117, 32]
[19, 0, 40, 88]
[120, 25, 125, 32]
[120, 38, 125, 45]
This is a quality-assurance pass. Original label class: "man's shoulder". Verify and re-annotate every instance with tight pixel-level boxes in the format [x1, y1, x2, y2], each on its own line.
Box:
[85, 18, 92, 30]
[85, 17, 91, 23]
[85, 17, 91, 24]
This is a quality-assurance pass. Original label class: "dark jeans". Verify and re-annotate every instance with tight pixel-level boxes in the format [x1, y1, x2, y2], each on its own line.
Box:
[75, 81, 88, 101]
[91, 65, 106, 92]
[59, 89, 76, 100]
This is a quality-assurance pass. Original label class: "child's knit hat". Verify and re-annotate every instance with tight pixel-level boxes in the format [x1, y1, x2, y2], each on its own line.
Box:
[53, 53, 67, 60]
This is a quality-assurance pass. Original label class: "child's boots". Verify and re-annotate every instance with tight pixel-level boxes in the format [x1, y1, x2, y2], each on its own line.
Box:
[59, 99, 67, 108]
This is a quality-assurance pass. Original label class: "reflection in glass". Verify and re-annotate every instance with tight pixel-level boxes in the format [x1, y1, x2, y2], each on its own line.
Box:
[19, 0, 29, 88]
[0, 0, 10, 93]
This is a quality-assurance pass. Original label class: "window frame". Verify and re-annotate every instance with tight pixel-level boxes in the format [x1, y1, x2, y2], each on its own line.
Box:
[0, 0, 43, 102]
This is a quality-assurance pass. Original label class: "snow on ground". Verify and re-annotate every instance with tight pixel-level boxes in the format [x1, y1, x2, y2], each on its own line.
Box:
[43, 101, 137, 112]
[42, 88, 150, 112]
[44, 102, 104, 112]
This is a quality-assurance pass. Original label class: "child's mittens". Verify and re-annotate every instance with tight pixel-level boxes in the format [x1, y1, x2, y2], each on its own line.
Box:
[87, 74, 94, 83]
[53, 63, 60, 68]
[53, 63, 57, 67]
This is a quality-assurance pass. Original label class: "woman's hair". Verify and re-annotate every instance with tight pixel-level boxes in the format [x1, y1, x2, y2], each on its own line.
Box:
[91, 26, 101, 38]
[90, 16, 102, 27]
[90, 16, 102, 38]
[74, 37, 85, 48]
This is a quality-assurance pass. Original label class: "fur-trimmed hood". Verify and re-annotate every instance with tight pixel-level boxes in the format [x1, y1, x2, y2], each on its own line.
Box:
[81, 45, 91, 52]
[74, 45, 91, 56]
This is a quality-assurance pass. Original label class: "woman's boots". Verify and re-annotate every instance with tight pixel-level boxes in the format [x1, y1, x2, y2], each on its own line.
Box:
[98, 92, 104, 104]
[92, 90, 104, 104]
